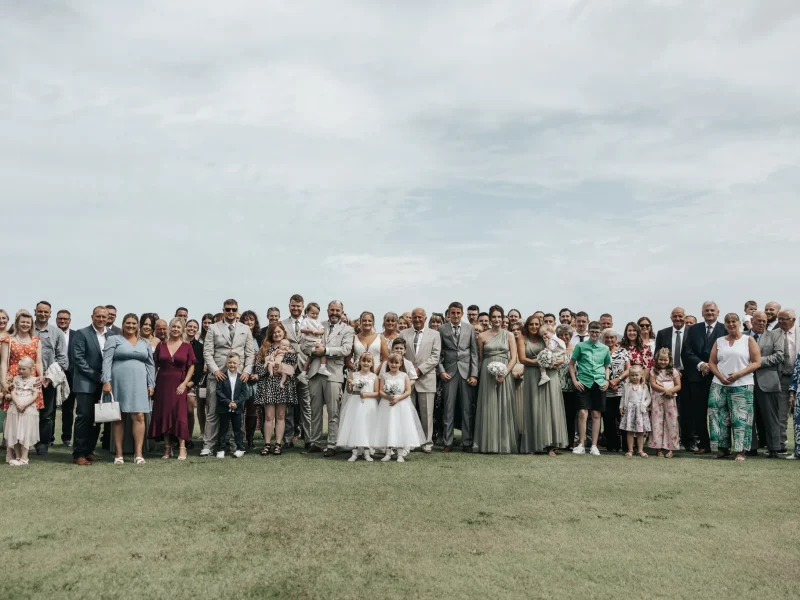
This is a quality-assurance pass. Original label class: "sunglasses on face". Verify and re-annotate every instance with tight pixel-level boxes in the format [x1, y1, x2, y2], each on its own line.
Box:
[224, 307, 238, 312]
[639, 324, 651, 329]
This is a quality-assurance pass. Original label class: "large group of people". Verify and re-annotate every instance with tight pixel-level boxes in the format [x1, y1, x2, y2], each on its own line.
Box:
[2, 296, 799, 467]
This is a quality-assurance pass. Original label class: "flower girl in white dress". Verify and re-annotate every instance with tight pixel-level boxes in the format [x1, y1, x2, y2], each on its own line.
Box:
[337, 353, 380, 462]
[373, 354, 425, 462]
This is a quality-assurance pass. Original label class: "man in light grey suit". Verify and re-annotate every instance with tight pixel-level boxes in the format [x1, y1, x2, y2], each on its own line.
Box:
[401, 307, 442, 453]
[750, 311, 784, 457]
[438, 302, 478, 452]
[201, 298, 255, 455]
[777, 309, 799, 452]
[306, 300, 354, 456]
[282, 294, 310, 447]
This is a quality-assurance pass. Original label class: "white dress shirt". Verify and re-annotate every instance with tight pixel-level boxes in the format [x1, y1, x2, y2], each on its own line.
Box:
[570, 330, 589, 346]
[94, 326, 106, 352]
[697, 321, 718, 370]
[671, 326, 685, 369]
[784, 328, 796, 375]
[767, 320, 779, 331]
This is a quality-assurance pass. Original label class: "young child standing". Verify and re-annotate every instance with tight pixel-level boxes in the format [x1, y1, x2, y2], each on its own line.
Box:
[619, 365, 652, 458]
[300, 303, 330, 377]
[537, 324, 566, 385]
[216, 353, 246, 459]
[648, 348, 682, 458]
[267, 338, 296, 388]
[4, 357, 40, 467]
[337, 353, 380, 462]
[373, 354, 424, 462]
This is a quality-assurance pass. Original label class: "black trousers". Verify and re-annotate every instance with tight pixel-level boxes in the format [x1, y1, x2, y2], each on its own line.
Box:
[218, 412, 244, 452]
[688, 380, 712, 451]
[603, 396, 623, 451]
[73, 390, 102, 459]
[36, 385, 57, 451]
[563, 391, 578, 446]
[61, 376, 76, 442]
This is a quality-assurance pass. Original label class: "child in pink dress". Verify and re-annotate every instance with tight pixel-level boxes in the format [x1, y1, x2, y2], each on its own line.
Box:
[648, 348, 682, 458]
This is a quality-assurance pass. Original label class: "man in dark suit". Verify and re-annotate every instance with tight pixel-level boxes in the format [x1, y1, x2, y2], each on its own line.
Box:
[70, 306, 109, 465]
[681, 301, 727, 454]
[55, 309, 76, 446]
[104, 304, 122, 336]
[655, 307, 691, 448]
[438, 302, 479, 452]
[750, 311, 785, 457]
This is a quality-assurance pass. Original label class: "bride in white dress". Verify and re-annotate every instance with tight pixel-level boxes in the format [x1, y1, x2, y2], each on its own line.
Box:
[337, 353, 380, 461]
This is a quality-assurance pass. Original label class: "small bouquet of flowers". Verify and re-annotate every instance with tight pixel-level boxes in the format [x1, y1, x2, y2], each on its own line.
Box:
[487, 361, 507, 378]
[537, 348, 557, 370]
[351, 375, 366, 392]
[383, 379, 404, 398]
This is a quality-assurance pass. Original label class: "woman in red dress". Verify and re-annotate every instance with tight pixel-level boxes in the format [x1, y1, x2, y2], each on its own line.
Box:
[149, 318, 195, 460]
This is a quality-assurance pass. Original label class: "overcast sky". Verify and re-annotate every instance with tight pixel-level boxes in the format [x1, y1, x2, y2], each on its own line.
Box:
[2, 1, 799, 330]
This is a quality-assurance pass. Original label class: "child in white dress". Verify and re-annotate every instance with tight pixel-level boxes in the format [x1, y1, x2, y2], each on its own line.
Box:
[619, 366, 652, 458]
[373, 354, 425, 462]
[538, 324, 566, 385]
[300, 303, 330, 378]
[4, 357, 40, 467]
[337, 353, 380, 462]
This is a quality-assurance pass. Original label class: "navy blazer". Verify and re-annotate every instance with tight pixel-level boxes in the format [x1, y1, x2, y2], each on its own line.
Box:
[65, 329, 77, 386]
[681, 322, 727, 383]
[71, 326, 107, 394]
[215, 374, 246, 414]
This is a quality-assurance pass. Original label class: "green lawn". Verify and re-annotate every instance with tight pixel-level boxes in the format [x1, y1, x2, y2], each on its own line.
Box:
[2, 431, 800, 600]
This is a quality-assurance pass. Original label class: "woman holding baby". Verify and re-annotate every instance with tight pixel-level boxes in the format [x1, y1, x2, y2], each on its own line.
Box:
[253, 322, 298, 456]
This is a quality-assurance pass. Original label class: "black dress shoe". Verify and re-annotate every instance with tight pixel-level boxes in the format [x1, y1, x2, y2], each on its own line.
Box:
[323, 448, 335, 457]
[304, 445, 321, 454]
[745, 449, 759, 457]
[767, 451, 780, 458]
[461, 446, 473, 453]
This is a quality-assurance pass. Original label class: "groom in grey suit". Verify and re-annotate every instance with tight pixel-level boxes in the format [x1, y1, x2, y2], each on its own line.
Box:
[306, 301, 354, 456]
[751, 311, 785, 456]
[202, 299, 255, 455]
[438, 302, 479, 452]
[401, 308, 442, 453]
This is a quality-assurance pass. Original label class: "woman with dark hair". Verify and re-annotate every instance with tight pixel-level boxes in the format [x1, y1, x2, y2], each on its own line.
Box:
[473, 305, 519, 453]
[253, 322, 297, 456]
[508, 309, 522, 328]
[556, 324, 578, 448]
[637, 316, 656, 354]
[241, 310, 264, 349]
[621, 322, 654, 381]
[239, 310, 263, 448]
[102, 313, 155, 464]
[139, 313, 159, 351]
[189, 313, 213, 442]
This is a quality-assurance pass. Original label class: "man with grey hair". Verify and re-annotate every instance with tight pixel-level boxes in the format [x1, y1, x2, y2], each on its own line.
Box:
[750, 311, 785, 457]
[401, 307, 442, 453]
[307, 300, 354, 457]
[681, 301, 726, 454]
[777, 308, 798, 454]
[34, 301, 68, 455]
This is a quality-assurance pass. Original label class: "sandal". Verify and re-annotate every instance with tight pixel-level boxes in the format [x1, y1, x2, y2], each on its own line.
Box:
[657, 451, 664, 458]
[638, 452, 648, 458]
[162, 446, 172, 460]
[547, 449, 557, 457]
[261, 445, 271, 456]
[735, 453, 746, 462]
[12, 458, 28, 466]
[134, 456, 146, 465]
[665, 451, 673, 459]
[178, 447, 187, 461]
[273, 444, 283, 456]
[624, 451, 633, 457]
[114, 457, 124, 465]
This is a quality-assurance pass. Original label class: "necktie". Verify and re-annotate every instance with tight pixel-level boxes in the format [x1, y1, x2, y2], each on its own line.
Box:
[294, 320, 300, 337]
[674, 330, 683, 370]
[454, 326, 460, 342]
[579, 335, 586, 342]
[414, 329, 421, 353]
[228, 324, 235, 343]
[754, 333, 760, 343]
[706, 325, 713, 338]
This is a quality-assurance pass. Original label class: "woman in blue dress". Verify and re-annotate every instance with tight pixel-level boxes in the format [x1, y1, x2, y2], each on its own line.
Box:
[102, 313, 155, 465]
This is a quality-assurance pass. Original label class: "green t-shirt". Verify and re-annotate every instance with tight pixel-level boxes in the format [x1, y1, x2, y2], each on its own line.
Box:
[571, 340, 611, 387]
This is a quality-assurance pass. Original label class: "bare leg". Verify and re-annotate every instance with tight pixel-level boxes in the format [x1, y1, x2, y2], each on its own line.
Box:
[627, 432, 634, 453]
[132, 413, 145, 458]
[577, 409, 588, 446]
[112, 419, 125, 458]
[279, 374, 287, 389]
[17, 444, 29, 462]
[162, 433, 172, 458]
[187, 395, 196, 440]
[637, 434, 645, 455]
[263, 405, 276, 446]
[275, 404, 287, 445]
[591, 411, 601, 447]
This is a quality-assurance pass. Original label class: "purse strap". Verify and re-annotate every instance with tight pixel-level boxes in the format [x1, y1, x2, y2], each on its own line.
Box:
[101, 391, 116, 404]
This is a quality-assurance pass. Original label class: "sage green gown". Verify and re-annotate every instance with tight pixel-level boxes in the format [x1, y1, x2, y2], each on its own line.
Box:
[519, 338, 568, 453]
[473, 330, 518, 454]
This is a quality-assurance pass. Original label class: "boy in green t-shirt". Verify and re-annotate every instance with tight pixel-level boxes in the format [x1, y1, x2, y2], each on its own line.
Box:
[568, 321, 611, 456]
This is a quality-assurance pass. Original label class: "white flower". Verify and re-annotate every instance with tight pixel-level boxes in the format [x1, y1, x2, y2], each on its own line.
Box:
[487, 362, 507, 377]
[537, 349, 557, 369]
[383, 380, 404, 396]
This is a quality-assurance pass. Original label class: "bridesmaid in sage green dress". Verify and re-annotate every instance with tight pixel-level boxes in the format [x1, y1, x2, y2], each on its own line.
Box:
[473, 306, 519, 454]
[516, 315, 568, 455]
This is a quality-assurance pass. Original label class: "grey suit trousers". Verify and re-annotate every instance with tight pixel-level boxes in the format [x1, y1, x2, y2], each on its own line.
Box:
[292, 375, 310, 443]
[778, 375, 793, 448]
[307, 375, 342, 449]
[442, 374, 475, 447]
[413, 390, 434, 451]
[755, 386, 782, 451]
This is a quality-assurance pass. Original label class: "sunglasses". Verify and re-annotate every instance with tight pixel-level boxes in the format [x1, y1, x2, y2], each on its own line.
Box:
[639, 323, 651, 328]
[224, 307, 238, 312]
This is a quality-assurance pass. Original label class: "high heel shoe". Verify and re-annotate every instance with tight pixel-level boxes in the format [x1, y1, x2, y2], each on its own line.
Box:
[178, 446, 187, 461]
[162, 445, 173, 460]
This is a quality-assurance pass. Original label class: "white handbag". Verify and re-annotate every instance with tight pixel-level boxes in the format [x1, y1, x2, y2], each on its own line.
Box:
[198, 387, 207, 399]
[94, 391, 122, 423]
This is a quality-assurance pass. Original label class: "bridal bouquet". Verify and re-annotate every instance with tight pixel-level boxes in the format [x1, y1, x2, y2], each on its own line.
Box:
[537, 348, 557, 369]
[383, 380, 404, 397]
[487, 361, 507, 378]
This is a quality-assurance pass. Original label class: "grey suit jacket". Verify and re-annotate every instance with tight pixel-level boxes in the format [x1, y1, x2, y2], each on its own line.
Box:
[754, 328, 784, 393]
[401, 327, 442, 393]
[307, 320, 354, 383]
[282, 317, 308, 375]
[71, 325, 107, 394]
[438, 321, 479, 380]
[203, 321, 255, 375]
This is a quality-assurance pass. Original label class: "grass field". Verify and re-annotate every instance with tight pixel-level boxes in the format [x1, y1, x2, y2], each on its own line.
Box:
[2, 428, 800, 600]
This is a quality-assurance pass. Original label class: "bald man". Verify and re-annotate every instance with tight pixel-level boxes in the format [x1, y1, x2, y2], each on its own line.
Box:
[765, 302, 781, 331]
[400, 308, 442, 453]
[655, 307, 690, 448]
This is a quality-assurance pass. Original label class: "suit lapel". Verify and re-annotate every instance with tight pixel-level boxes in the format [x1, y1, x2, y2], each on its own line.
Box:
[87, 327, 102, 355]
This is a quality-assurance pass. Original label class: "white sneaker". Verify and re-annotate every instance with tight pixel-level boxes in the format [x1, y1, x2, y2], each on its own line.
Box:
[364, 450, 374, 462]
[787, 454, 798, 460]
[572, 445, 585, 455]
[538, 375, 550, 386]
[216, 451, 225, 459]
[589, 445, 601, 456]
[318, 365, 331, 377]
[396, 454, 405, 463]
[348, 451, 359, 462]
[200, 449, 211, 457]
[233, 450, 245, 458]
[381, 451, 393, 462]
